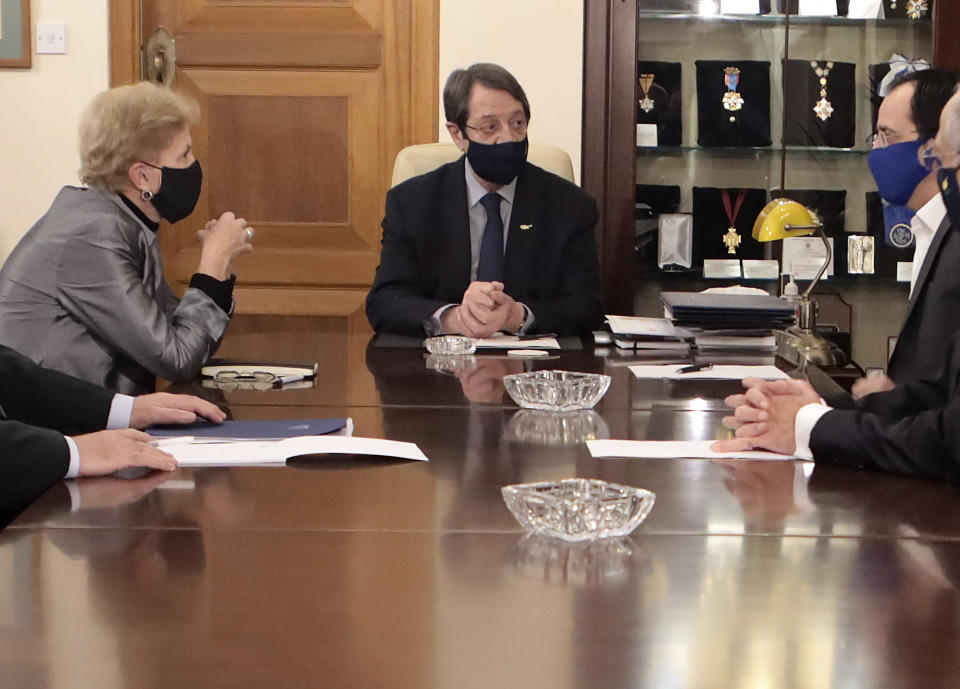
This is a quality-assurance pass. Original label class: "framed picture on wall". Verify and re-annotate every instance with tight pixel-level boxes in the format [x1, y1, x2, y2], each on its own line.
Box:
[0, 0, 31, 68]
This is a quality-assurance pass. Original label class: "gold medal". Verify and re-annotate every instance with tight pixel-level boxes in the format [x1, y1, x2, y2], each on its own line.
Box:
[721, 189, 747, 256]
[906, 0, 929, 19]
[723, 227, 742, 254]
[722, 67, 744, 114]
[638, 73, 655, 113]
[810, 60, 834, 122]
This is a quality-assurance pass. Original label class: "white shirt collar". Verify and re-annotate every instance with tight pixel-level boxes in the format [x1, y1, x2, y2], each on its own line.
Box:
[464, 158, 517, 208]
[913, 192, 947, 236]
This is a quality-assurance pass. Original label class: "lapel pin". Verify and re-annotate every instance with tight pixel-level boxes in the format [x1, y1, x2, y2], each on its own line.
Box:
[520, 224, 534, 230]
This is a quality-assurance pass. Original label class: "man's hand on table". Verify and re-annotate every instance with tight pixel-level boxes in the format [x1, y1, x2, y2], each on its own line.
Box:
[711, 377, 820, 455]
[851, 373, 895, 399]
[129, 392, 226, 429]
[72, 430, 177, 476]
[443, 281, 525, 338]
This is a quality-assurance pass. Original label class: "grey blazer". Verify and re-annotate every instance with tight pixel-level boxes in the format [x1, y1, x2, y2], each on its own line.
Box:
[0, 186, 229, 395]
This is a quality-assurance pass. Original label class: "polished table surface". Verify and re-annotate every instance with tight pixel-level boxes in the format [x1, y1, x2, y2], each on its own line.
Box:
[3, 316, 960, 688]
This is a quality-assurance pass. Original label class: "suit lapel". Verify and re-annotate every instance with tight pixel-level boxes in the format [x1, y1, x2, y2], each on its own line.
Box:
[503, 165, 542, 292]
[904, 215, 951, 324]
[437, 158, 472, 295]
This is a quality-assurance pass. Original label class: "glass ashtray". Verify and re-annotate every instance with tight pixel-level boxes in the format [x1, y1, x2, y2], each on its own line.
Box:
[424, 335, 477, 356]
[502, 370, 611, 411]
[501, 478, 656, 542]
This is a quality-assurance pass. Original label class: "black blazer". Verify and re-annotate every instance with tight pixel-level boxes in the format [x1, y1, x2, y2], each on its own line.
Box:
[365, 157, 604, 337]
[1, 345, 113, 522]
[888, 215, 960, 383]
[810, 331, 960, 482]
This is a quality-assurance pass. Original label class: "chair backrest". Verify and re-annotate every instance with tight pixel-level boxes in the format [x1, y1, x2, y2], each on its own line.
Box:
[390, 142, 576, 187]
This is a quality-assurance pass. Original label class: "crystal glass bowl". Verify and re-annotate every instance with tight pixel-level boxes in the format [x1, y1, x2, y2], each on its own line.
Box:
[502, 370, 611, 411]
[424, 335, 477, 355]
[501, 478, 656, 542]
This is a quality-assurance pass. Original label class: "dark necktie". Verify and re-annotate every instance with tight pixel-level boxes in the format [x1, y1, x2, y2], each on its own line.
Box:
[477, 193, 504, 282]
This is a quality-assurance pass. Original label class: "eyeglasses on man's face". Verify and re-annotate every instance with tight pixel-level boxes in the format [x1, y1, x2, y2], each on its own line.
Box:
[464, 116, 528, 139]
[868, 128, 918, 149]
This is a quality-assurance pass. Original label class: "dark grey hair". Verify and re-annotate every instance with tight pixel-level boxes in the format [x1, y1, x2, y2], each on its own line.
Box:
[443, 63, 531, 132]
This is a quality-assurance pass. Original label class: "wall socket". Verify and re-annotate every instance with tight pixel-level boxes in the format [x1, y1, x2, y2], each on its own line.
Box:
[36, 23, 67, 54]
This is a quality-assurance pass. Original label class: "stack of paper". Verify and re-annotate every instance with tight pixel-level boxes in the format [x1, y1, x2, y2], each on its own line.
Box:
[605, 315, 692, 351]
[661, 291, 794, 352]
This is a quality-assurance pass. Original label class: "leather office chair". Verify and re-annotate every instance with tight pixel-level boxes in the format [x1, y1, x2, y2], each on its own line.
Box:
[390, 142, 576, 187]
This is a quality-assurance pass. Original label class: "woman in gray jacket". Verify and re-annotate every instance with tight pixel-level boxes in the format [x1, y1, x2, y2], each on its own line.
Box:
[0, 82, 252, 395]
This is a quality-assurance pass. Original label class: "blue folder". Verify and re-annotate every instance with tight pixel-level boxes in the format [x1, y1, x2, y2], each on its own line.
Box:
[148, 418, 349, 440]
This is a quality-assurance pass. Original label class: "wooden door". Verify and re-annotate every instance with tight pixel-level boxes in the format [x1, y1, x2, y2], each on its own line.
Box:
[110, 0, 438, 329]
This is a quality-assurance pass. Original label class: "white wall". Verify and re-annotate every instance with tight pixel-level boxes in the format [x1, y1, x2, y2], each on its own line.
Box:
[439, 0, 585, 184]
[0, 0, 585, 261]
[0, 0, 109, 258]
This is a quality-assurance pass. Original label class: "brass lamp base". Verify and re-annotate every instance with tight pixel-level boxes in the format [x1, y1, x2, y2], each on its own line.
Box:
[775, 328, 847, 368]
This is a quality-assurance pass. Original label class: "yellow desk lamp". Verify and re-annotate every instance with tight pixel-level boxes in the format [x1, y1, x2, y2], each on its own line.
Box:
[752, 198, 847, 367]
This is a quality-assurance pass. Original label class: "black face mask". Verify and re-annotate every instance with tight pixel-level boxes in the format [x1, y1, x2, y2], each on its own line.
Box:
[143, 159, 203, 223]
[938, 167, 960, 229]
[464, 136, 528, 185]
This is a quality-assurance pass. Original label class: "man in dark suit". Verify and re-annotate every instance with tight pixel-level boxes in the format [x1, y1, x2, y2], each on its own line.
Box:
[1, 344, 224, 524]
[849, 69, 960, 399]
[365, 63, 603, 338]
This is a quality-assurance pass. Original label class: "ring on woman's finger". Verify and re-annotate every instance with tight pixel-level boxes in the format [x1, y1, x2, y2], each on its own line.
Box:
[245, 227, 255, 240]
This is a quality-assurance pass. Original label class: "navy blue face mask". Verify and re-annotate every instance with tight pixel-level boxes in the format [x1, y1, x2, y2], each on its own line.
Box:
[464, 136, 528, 185]
[937, 167, 960, 229]
[867, 138, 931, 206]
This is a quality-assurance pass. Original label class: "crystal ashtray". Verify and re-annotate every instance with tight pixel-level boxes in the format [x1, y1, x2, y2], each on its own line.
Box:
[501, 478, 656, 542]
[502, 370, 611, 411]
[424, 335, 477, 356]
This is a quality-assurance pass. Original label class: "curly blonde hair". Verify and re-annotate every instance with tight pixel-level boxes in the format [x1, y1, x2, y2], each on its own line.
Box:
[78, 82, 200, 191]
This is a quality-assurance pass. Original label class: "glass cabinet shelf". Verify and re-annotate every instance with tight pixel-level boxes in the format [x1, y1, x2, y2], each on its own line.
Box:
[638, 12, 933, 30]
[637, 145, 869, 157]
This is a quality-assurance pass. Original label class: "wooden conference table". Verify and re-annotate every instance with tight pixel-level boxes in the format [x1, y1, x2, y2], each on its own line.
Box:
[3, 315, 960, 688]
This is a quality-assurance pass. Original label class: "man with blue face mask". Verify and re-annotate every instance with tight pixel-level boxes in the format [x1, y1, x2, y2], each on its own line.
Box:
[366, 63, 603, 338]
[848, 68, 960, 399]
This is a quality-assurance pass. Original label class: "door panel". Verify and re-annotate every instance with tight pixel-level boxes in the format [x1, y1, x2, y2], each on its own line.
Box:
[125, 0, 437, 325]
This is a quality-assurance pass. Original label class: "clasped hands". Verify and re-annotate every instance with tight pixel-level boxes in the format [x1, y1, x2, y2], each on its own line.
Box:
[443, 281, 525, 339]
[711, 377, 821, 455]
[71, 393, 225, 477]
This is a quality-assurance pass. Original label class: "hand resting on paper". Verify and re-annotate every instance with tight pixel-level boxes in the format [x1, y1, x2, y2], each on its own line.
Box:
[710, 377, 820, 455]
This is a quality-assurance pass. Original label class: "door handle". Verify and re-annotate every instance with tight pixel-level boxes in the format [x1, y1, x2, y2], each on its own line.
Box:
[144, 26, 176, 86]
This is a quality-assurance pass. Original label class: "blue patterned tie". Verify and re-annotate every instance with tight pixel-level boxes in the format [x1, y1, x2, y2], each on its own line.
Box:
[477, 192, 504, 282]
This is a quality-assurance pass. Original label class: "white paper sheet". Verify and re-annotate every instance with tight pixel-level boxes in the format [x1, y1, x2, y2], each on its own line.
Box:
[628, 364, 789, 380]
[163, 435, 429, 466]
[605, 315, 679, 337]
[587, 439, 798, 461]
[475, 334, 561, 350]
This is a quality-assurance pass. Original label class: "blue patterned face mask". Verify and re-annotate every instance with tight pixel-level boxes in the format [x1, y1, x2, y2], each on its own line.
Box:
[867, 138, 931, 206]
[882, 202, 916, 249]
[937, 167, 960, 229]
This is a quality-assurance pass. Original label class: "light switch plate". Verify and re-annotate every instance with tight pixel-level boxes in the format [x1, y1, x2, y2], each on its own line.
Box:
[36, 23, 67, 54]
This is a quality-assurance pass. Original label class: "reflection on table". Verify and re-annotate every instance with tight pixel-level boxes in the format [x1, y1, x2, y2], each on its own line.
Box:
[3, 320, 959, 688]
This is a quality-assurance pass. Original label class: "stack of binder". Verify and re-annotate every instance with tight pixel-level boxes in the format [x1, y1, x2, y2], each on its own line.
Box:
[660, 291, 795, 351]
[605, 315, 693, 351]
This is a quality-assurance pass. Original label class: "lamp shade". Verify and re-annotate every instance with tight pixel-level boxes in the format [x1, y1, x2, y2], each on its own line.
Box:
[752, 198, 822, 242]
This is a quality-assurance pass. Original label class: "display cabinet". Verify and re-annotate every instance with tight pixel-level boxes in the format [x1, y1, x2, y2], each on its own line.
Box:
[583, 0, 960, 368]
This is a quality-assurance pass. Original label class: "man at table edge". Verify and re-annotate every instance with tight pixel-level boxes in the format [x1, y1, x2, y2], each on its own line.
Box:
[365, 62, 604, 338]
[1, 344, 224, 522]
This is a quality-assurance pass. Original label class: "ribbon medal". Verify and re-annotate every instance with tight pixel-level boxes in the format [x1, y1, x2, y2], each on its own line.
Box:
[722, 67, 744, 115]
